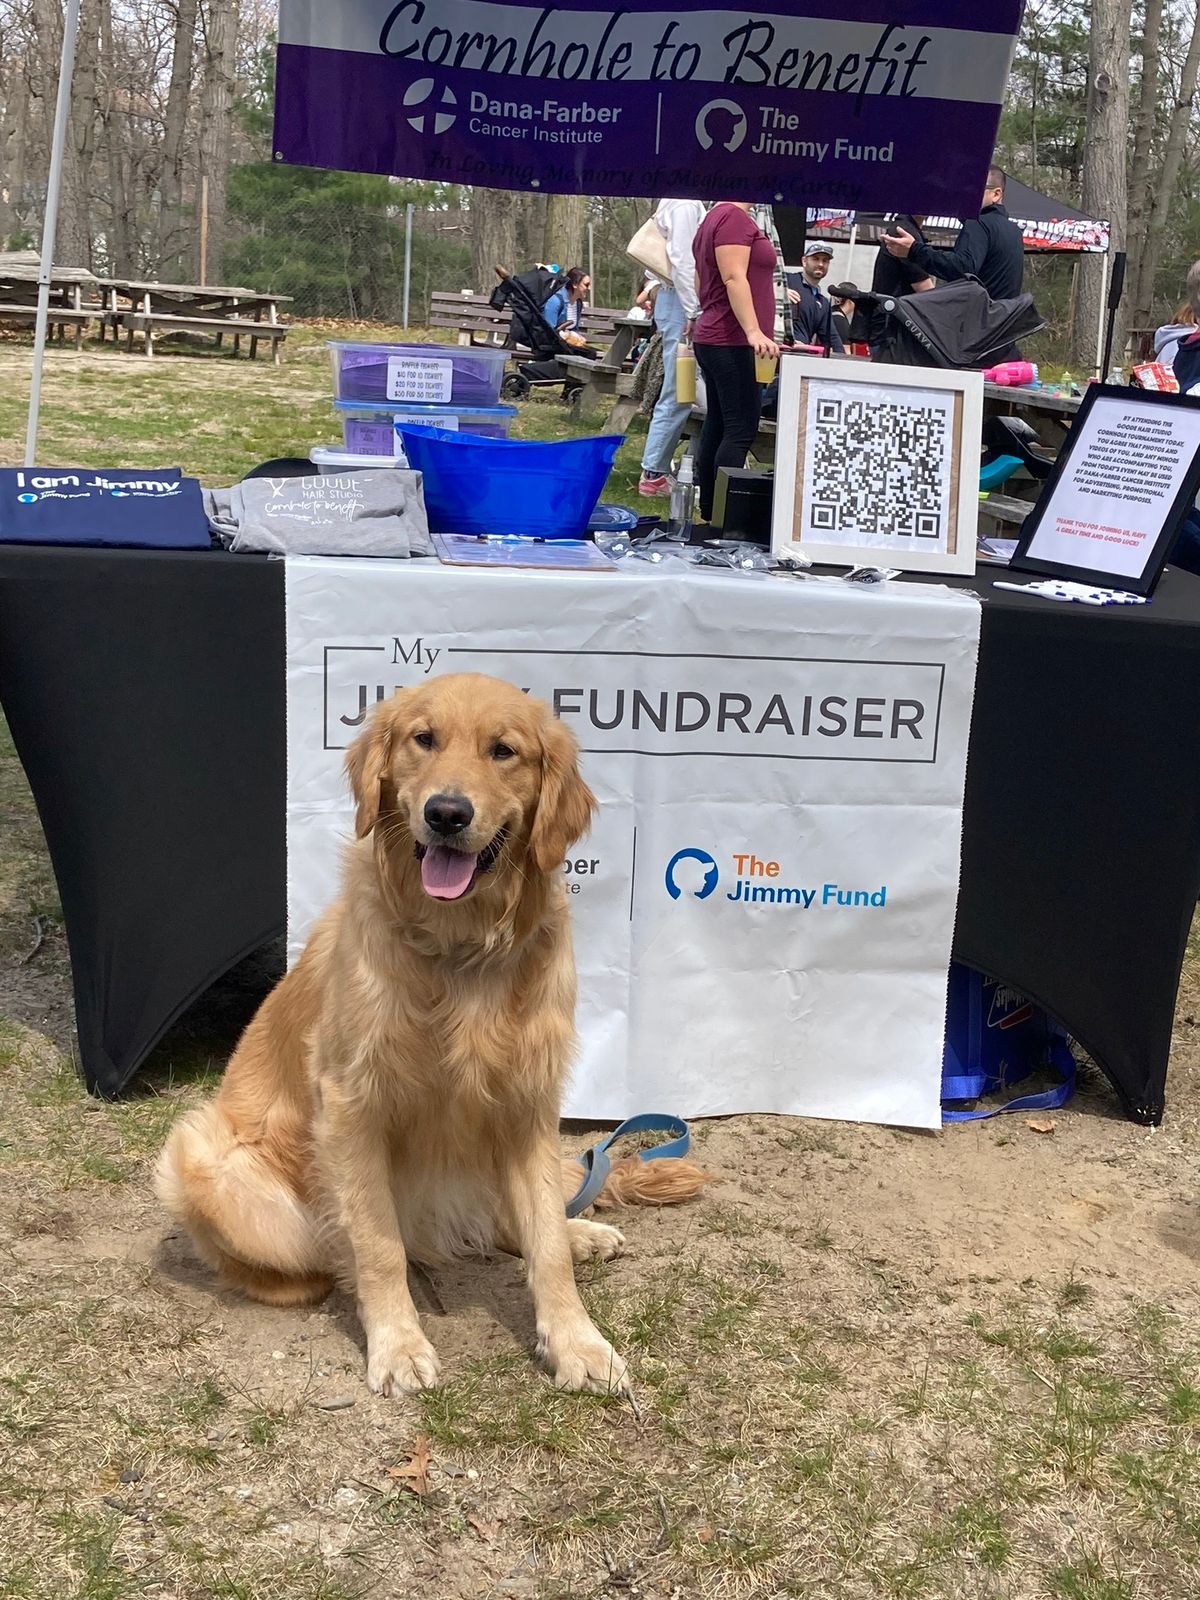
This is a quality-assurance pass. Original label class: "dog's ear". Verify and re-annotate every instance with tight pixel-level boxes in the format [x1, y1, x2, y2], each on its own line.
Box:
[531, 711, 596, 873]
[345, 701, 396, 839]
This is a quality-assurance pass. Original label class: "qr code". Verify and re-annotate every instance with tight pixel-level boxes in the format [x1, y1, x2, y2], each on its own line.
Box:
[808, 395, 948, 540]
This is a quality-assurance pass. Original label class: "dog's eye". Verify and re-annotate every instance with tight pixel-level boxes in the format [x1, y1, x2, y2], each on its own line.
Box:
[413, 730, 435, 750]
[492, 742, 516, 762]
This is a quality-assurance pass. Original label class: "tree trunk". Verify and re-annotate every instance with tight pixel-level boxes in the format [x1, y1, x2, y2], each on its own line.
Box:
[1133, 13, 1200, 324]
[471, 186, 521, 291]
[1126, 0, 1162, 317]
[1070, 0, 1131, 370]
[0, 48, 31, 246]
[542, 193, 585, 271]
[515, 191, 546, 267]
[196, 0, 237, 284]
[160, 0, 199, 276]
[34, 0, 100, 268]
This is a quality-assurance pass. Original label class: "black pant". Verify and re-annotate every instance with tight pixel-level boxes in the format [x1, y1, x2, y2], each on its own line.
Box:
[694, 343, 762, 521]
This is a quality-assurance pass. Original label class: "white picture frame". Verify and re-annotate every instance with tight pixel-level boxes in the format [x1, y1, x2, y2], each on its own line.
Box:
[771, 356, 983, 576]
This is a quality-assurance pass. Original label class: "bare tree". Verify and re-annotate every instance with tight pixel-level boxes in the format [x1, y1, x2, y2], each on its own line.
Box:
[471, 186, 521, 291]
[1133, 11, 1200, 323]
[1127, 0, 1162, 319]
[543, 193, 585, 270]
[160, 0, 199, 274]
[1070, 0, 1131, 368]
[196, 0, 237, 284]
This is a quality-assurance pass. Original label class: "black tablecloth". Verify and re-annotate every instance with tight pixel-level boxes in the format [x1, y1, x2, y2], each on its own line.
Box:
[2, 544, 1199, 1124]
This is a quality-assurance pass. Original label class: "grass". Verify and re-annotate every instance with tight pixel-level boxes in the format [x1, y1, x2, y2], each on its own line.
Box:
[0, 320, 652, 510]
[4, 324, 1200, 1595]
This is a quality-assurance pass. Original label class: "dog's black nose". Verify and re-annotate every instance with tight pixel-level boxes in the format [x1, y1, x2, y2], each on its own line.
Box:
[424, 793, 474, 835]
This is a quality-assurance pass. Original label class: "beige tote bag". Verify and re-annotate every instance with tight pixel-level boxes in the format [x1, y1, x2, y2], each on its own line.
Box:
[626, 215, 672, 283]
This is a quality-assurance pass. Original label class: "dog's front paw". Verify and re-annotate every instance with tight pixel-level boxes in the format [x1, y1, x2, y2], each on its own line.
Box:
[541, 1321, 629, 1395]
[366, 1325, 442, 1397]
[568, 1218, 626, 1264]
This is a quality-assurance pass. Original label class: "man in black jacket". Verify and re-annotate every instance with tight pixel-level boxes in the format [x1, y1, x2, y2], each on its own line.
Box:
[882, 166, 1024, 301]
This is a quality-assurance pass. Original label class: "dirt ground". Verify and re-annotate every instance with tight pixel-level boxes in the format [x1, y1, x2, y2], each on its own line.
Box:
[4, 716, 1200, 1600]
[2, 340, 1200, 1598]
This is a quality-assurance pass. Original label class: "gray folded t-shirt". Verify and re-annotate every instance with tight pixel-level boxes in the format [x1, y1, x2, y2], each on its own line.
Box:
[206, 470, 432, 557]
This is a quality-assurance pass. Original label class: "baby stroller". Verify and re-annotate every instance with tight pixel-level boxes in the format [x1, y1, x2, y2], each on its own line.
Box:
[874, 277, 1044, 369]
[490, 265, 590, 404]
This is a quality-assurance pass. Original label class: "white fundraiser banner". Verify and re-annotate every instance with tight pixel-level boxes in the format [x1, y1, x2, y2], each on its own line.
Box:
[286, 558, 982, 1129]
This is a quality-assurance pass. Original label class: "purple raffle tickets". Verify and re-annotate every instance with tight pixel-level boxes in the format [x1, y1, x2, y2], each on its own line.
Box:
[274, 1, 1024, 215]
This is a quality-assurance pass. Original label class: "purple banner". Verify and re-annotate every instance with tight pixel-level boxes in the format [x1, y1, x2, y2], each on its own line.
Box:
[274, 2, 1021, 214]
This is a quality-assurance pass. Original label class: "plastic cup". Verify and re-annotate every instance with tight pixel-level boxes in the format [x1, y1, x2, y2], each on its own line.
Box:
[755, 354, 778, 385]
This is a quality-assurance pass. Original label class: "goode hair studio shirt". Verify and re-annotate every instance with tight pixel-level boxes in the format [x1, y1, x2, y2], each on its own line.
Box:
[693, 204, 777, 346]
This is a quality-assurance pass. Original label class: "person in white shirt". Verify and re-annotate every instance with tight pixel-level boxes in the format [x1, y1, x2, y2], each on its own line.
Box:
[639, 198, 706, 497]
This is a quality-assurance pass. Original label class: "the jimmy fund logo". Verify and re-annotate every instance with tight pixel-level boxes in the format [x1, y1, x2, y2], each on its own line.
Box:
[665, 848, 887, 911]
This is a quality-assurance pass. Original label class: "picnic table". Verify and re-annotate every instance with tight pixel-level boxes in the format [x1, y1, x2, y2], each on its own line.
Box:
[101, 279, 293, 362]
[0, 253, 102, 349]
[556, 315, 646, 426]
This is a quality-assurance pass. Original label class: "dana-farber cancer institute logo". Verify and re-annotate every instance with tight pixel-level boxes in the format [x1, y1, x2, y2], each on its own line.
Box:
[404, 78, 458, 135]
[665, 847, 888, 911]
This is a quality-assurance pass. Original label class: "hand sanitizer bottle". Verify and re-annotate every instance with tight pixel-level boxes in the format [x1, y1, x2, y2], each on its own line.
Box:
[669, 455, 696, 541]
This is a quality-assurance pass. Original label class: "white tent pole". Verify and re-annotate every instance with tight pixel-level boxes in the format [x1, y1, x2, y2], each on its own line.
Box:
[402, 202, 414, 329]
[1094, 250, 1110, 379]
[26, 0, 82, 468]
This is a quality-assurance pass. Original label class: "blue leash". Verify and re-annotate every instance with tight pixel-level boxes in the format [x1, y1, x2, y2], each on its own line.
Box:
[942, 1040, 1076, 1122]
[566, 1113, 691, 1218]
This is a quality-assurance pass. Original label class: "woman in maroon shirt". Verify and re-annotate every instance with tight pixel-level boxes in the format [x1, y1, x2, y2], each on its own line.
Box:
[690, 202, 780, 522]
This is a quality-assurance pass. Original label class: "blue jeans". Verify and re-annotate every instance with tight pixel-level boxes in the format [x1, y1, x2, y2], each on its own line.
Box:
[641, 286, 692, 478]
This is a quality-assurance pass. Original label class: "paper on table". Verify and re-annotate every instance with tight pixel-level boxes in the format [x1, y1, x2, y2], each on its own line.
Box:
[978, 537, 1018, 564]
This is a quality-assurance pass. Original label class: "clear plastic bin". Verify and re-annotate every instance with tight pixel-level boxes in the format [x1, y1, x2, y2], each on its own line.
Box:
[309, 446, 406, 473]
[335, 401, 517, 456]
[328, 340, 508, 408]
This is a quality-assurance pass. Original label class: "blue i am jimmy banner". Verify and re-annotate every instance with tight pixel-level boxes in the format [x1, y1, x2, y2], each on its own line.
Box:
[272, 1, 1024, 215]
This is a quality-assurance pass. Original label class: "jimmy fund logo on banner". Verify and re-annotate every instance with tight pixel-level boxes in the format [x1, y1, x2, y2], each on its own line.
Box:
[665, 847, 887, 910]
[274, 1, 1024, 213]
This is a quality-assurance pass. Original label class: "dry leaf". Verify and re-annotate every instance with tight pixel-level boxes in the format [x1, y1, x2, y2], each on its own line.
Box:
[468, 1513, 498, 1542]
[385, 1433, 433, 1496]
[1026, 1118, 1057, 1135]
[697, 1525, 714, 1544]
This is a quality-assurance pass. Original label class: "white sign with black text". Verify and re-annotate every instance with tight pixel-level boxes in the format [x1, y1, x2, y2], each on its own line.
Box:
[285, 558, 982, 1128]
[1012, 385, 1200, 594]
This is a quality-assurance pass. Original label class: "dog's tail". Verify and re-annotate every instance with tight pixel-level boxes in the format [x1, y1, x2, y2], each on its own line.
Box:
[560, 1155, 713, 1211]
[156, 1103, 334, 1308]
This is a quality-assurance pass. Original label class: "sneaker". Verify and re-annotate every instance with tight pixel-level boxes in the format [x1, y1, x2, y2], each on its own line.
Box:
[639, 473, 670, 496]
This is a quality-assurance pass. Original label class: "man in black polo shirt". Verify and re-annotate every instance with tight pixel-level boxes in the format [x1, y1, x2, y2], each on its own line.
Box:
[882, 166, 1024, 301]
[868, 213, 933, 356]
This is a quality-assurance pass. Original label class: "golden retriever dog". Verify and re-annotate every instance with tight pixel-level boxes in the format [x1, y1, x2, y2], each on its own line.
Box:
[157, 673, 705, 1397]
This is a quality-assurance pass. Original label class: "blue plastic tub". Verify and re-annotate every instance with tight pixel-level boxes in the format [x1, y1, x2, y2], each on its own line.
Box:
[395, 424, 623, 539]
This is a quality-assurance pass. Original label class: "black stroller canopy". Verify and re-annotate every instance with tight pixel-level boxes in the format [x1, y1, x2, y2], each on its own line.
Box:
[878, 279, 1045, 369]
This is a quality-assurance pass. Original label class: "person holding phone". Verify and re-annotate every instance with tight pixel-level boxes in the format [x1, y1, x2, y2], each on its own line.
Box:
[691, 201, 780, 523]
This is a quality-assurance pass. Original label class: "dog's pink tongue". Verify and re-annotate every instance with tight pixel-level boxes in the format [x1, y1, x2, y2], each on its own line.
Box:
[420, 844, 478, 900]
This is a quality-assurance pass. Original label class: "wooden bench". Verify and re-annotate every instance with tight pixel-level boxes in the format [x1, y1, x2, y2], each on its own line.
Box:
[116, 311, 289, 362]
[429, 288, 633, 348]
[0, 304, 95, 350]
[429, 291, 511, 346]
